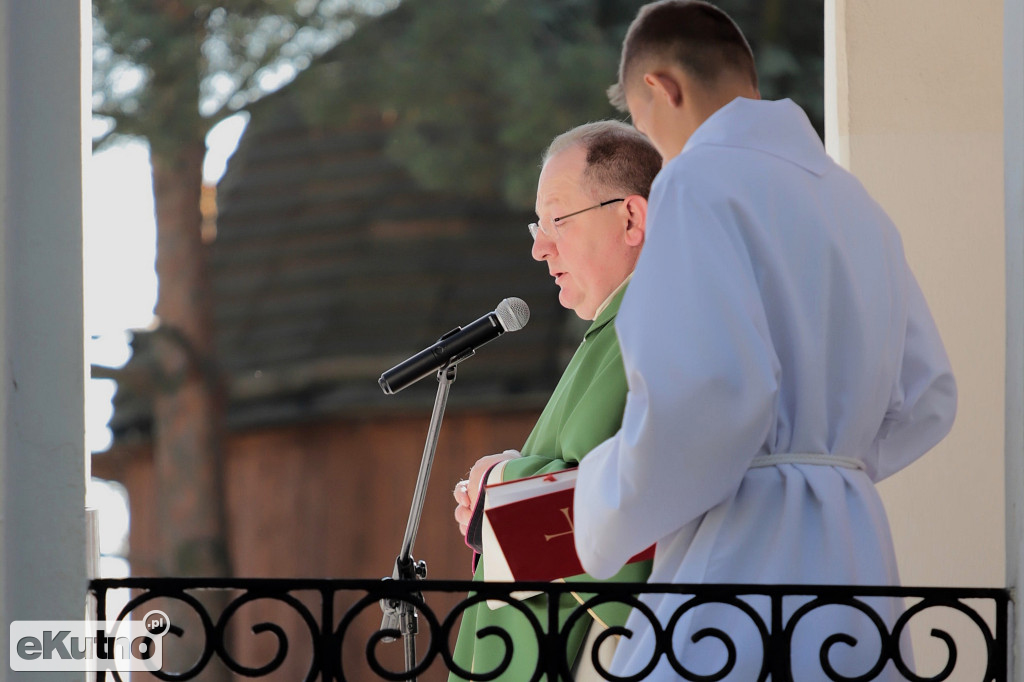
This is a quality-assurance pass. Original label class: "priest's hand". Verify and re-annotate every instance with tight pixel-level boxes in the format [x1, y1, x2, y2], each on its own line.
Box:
[454, 480, 473, 536]
[453, 450, 520, 536]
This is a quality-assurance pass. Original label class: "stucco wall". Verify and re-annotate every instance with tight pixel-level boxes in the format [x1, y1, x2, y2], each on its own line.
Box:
[827, 0, 1005, 590]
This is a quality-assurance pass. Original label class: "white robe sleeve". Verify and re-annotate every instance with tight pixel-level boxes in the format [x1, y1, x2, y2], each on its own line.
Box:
[573, 173, 780, 580]
[868, 269, 957, 481]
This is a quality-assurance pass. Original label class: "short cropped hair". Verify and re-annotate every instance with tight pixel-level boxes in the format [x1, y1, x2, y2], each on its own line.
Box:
[608, 0, 758, 111]
[543, 120, 662, 200]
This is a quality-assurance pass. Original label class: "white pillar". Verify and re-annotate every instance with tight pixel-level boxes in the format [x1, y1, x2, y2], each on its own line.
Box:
[1004, 0, 1024, 675]
[0, 2, 88, 679]
[826, 0, 1006, 673]
[826, 0, 1005, 585]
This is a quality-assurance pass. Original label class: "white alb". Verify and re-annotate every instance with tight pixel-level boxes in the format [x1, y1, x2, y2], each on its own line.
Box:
[574, 97, 957, 681]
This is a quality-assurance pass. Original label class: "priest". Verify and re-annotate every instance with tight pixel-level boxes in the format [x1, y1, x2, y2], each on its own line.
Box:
[449, 120, 662, 681]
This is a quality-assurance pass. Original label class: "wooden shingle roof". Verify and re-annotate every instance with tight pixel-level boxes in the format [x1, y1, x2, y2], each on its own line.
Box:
[107, 94, 581, 441]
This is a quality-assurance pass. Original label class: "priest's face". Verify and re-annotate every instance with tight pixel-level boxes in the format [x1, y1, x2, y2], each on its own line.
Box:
[531, 145, 637, 321]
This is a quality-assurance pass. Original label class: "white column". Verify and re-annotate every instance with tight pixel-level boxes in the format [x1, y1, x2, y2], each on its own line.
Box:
[1005, 0, 1024, 675]
[0, 2, 88, 679]
[826, 0, 1005, 585]
[826, 0, 1006, 673]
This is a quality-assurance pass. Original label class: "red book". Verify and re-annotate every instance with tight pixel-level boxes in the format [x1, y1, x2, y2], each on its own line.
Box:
[482, 468, 654, 583]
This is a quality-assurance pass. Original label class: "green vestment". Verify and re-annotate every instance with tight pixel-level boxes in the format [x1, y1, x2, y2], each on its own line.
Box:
[449, 287, 652, 681]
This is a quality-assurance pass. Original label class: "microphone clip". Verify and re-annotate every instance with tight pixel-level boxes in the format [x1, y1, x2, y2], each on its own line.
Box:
[432, 326, 476, 374]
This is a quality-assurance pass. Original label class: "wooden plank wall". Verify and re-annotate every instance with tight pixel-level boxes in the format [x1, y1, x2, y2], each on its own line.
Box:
[105, 408, 543, 680]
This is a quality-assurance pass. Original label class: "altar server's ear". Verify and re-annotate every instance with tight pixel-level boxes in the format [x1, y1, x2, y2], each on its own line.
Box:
[644, 71, 684, 108]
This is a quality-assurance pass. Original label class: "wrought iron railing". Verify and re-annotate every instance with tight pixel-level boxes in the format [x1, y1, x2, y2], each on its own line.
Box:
[88, 577, 1009, 682]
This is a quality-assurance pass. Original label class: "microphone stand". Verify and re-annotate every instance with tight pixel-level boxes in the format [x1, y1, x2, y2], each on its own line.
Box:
[380, 354, 469, 680]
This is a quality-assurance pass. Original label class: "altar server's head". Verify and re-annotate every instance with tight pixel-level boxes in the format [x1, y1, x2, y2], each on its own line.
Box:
[530, 120, 661, 321]
[610, 0, 760, 160]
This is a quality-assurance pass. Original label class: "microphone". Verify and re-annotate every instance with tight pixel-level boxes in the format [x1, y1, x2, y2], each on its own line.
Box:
[379, 297, 530, 394]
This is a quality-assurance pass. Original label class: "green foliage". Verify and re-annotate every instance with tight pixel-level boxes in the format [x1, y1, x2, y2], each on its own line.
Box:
[287, 0, 632, 208]
[376, 0, 621, 207]
[94, 0, 824, 202]
[92, 0, 391, 154]
[716, 0, 825, 133]
[283, 0, 823, 210]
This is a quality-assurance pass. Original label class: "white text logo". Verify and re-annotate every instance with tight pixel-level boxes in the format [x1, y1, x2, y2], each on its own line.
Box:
[10, 610, 168, 672]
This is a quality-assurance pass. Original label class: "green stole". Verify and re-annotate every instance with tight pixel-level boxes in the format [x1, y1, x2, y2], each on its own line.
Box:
[449, 286, 653, 681]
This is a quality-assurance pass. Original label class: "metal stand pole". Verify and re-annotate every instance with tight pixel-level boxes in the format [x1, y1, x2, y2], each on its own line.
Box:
[380, 363, 459, 680]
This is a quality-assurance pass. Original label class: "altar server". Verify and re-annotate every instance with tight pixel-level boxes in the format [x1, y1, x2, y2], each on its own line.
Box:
[573, 2, 957, 680]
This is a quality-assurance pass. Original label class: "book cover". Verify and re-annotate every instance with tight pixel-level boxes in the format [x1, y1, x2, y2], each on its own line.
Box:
[482, 468, 654, 584]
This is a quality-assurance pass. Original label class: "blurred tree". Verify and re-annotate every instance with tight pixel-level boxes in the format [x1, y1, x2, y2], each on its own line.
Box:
[93, 0, 822, 671]
[92, 1, 399, 675]
[291, 0, 634, 208]
[91, 0, 394, 580]
[716, 0, 825, 132]
[291, 0, 823, 210]
[93, 0, 823, 559]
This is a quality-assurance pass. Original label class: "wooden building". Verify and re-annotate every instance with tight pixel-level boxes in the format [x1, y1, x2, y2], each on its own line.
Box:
[91, 37, 585, 681]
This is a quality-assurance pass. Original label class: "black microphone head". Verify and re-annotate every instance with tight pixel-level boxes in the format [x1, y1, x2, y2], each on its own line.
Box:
[496, 297, 530, 332]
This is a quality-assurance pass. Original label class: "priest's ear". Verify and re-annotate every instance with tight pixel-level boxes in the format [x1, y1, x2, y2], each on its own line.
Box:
[623, 195, 647, 248]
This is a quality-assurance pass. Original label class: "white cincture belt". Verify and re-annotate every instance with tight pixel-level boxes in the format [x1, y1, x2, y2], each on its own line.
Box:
[749, 453, 864, 470]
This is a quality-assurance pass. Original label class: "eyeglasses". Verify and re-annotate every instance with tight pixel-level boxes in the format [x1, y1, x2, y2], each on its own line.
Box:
[528, 198, 625, 241]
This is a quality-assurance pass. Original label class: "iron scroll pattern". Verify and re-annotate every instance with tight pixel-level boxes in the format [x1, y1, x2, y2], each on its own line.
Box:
[88, 577, 1009, 682]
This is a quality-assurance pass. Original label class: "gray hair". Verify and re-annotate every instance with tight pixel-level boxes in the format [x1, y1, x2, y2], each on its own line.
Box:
[542, 120, 662, 200]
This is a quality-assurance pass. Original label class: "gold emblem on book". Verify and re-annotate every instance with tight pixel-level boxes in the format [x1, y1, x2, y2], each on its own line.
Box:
[544, 507, 574, 541]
